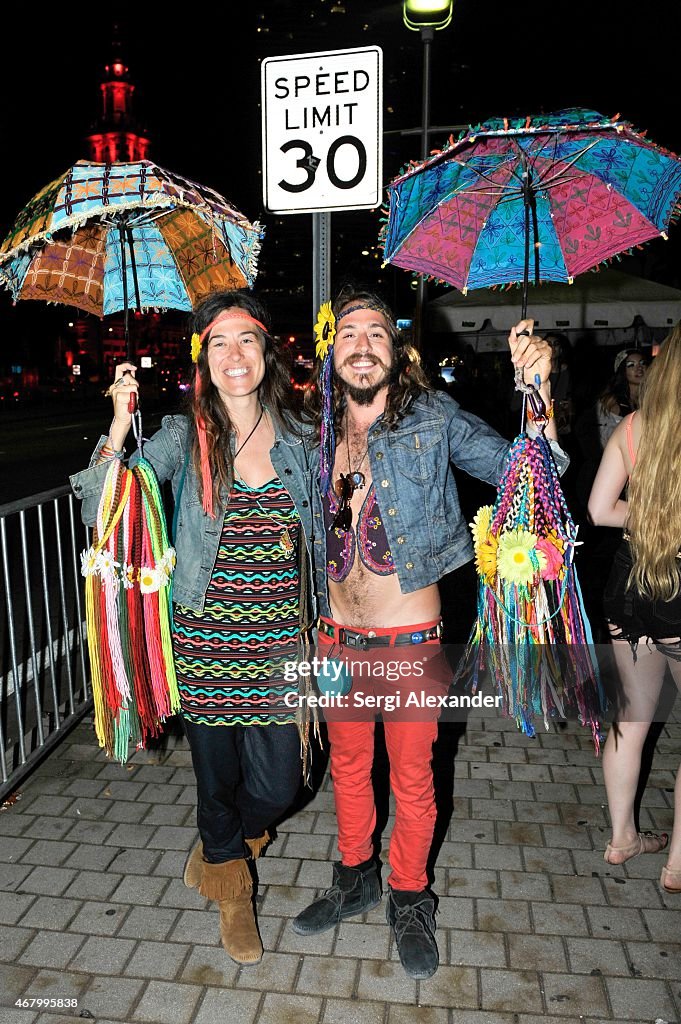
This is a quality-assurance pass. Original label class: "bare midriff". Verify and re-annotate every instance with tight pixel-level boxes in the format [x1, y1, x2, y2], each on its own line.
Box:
[329, 572, 441, 629]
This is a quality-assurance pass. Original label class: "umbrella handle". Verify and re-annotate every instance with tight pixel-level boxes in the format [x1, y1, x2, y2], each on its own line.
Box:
[128, 393, 137, 414]
[514, 328, 547, 426]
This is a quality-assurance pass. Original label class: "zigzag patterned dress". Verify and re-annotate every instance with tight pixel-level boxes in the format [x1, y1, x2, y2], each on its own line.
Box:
[172, 477, 300, 726]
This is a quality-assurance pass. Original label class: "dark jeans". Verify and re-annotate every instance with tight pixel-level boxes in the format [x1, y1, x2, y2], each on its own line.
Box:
[183, 719, 302, 863]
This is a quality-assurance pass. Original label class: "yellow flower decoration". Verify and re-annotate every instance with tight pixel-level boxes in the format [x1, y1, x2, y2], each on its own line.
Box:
[80, 546, 99, 577]
[159, 547, 177, 575]
[314, 302, 336, 359]
[543, 528, 565, 555]
[496, 529, 542, 587]
[470, 505, 493, 548]
[139, 566, 163, 594]
[475, 534, 498, 584]
[190, 332, 202, 364]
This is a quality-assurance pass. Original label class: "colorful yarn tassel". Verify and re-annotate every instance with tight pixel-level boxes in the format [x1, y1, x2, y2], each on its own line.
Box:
[455, 432, 604, 751]
[81, 457, 179, 762]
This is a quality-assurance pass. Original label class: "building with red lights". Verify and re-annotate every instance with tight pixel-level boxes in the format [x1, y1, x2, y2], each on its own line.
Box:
[87, 44, 150, 164]
[67, 35, 186, 395]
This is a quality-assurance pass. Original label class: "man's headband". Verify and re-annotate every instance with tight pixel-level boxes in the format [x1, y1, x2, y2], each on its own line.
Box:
[337, 302, 392, 326]
[191, 310, 267, 363]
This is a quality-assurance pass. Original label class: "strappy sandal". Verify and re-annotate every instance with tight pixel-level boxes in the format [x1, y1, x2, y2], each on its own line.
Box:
[660, 865, 681, 893]
[604, 831, 668, 865]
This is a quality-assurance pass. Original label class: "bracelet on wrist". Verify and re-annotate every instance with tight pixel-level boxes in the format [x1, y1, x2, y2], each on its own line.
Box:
[100, 440, 126, 461]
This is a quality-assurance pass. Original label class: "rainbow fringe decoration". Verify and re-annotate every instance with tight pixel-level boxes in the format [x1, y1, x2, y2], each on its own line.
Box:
[455, 432, 605, 751]
[318, 350, 335, 497]
[81, 456, 180, 762]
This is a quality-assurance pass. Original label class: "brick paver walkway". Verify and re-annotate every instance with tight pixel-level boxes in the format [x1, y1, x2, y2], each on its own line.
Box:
[1, 706, 679, 1024]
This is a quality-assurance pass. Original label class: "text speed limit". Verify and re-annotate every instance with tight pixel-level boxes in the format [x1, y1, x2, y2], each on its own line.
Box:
[262, 47, 383, 214]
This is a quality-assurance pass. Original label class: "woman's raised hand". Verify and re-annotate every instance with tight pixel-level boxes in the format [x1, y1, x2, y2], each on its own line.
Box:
[508, 320, 552, 387]
[106, 363, 139, 451]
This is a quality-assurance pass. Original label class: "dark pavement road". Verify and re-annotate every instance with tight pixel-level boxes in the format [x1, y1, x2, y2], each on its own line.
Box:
[0, 404, 167, 505]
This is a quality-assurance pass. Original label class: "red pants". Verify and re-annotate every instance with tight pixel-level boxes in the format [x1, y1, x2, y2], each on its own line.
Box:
[319, 619, 447, 891]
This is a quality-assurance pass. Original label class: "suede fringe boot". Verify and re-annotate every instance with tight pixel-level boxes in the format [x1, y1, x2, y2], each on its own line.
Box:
[183, 831, 270, 891]
[183, 840, 204, 890]
[245, 830, 270, 859]
[200, 858, 263, 965]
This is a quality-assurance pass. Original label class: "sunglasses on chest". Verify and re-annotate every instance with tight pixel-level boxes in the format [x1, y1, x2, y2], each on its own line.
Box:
[330, 474, 352, 532]
[331, 429, 370, 532]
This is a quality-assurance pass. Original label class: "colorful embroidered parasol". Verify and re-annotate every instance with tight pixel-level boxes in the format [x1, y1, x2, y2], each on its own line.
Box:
[0, 161, 263, 761]
[381, 107, 681, 318]
[378, 108, 678, 744]
[0, 159, 263, 356]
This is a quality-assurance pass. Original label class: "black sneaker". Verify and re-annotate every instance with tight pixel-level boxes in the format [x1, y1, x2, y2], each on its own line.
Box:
[387, 888, 439, 979]
[292, 860, 381, 935]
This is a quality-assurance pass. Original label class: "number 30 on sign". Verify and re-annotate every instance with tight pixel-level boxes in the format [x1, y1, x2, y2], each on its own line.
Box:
[261, 46, 383, 215]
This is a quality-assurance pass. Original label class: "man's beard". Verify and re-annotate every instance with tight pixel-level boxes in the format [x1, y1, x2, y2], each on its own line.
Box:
[336, 358, 396, 406]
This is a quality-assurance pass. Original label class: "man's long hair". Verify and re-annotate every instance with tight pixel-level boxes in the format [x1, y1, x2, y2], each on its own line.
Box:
[304, 287, 431, 440]
[627, 324, 681, 600]
[187, 289, 295, 509]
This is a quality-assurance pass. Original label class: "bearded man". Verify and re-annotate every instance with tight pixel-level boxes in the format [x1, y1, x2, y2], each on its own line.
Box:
[292, 288, 562, 979]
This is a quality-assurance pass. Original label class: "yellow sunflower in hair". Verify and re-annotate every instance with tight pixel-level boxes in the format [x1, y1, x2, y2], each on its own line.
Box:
[190, 332, 202, 364]
[496, 529, 542, 587]
[314, 302, 336, 359]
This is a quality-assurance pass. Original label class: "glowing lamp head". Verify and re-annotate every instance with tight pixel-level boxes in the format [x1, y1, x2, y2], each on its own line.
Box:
[403, 0, 454, 30]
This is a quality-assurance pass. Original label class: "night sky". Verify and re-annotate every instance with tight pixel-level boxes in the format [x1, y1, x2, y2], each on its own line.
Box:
[2, 1, 680, 353]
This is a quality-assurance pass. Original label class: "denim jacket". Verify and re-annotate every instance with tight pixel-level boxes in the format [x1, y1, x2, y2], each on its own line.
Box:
[310, 389, 568, 618]
[70, 413, 316, 619]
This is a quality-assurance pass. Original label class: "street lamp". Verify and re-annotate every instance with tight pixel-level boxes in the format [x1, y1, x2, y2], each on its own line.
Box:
[403, 0, 453, 348]
[403, 0, 453, 31]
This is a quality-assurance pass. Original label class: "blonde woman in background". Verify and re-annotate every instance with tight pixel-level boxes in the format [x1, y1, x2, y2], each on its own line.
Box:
[588, 325, 681, 893]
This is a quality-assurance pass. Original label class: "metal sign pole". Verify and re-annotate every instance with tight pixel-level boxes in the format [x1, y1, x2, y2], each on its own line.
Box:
[313, 212, 331, 321]
[414, 27, 434, 351]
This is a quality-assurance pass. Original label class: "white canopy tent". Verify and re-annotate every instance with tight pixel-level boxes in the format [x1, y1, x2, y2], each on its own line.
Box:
[426, 270, 681, 350]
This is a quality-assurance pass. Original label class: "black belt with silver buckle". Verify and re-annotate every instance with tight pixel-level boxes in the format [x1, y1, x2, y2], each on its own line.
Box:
[318, 620, 442, 648]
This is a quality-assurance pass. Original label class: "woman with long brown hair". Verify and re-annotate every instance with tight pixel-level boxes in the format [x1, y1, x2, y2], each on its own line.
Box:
[71, 289, 316, 961]
[596, 347, 649, 448]
[588, 324, 681, 892]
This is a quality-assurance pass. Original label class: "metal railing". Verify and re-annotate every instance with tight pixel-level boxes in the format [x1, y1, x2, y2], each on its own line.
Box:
[0, 485, 92, 800]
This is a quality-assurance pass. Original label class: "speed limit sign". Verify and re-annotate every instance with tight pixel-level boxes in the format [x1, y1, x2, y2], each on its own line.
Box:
[261, 46, 383, 214]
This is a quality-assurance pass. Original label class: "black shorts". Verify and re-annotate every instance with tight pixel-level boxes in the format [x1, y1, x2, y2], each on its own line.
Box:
[603, 541, 681, 643]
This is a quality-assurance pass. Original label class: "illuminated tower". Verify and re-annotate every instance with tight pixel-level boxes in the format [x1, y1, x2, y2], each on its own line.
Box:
[86, 33, 150, 163]
[74, 31, 159, 373]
